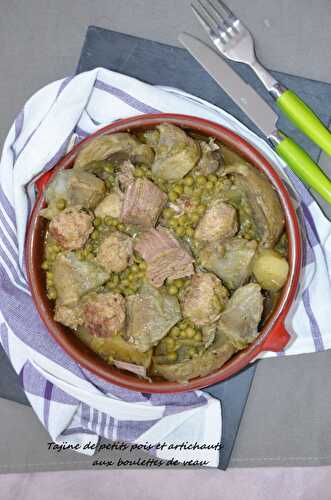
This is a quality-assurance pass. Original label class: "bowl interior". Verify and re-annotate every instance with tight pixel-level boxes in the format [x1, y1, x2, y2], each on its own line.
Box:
[26, 114, 302, 393]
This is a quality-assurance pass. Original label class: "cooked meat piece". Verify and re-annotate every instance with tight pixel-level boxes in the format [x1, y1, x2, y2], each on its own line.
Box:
[121, 178, 167, 227]
[151, 123, 200, 181]
[49, 206, 93, 250]
[126, 282, 181, 352]
[96, 231, 133, 273]
[117, 160, 135, 191]
[194, 140, 223, 175]
[134, 227, 194, 287]
[200, 238, 257, 290]
[40, 170, 105, 219]
[180, 272, 228, 327]
[224, 163, 285, 247]
[54, 303, 84, 329]
[153, 329, 235, 383]
[194, 200, 238, 242]
[53, 252, 110, 306]
[94, 190, 123, 219]
[74, 133, 154, 169]
[218, 283, 264, 349]
[83, 292, 126, 337]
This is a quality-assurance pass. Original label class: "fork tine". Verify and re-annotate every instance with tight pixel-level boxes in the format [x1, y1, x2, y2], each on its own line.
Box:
[191, 3, 219, 38]
[204, 0, 229, 27]
[215, 0, 237, 20]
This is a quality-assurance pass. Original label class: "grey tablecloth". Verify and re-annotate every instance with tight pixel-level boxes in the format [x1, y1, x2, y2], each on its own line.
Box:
[1, 0, 331, 471]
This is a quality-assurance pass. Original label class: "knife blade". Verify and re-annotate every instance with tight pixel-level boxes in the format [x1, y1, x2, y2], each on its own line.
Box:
[179, 33, 278, 138]
[178, 33, 331, 205]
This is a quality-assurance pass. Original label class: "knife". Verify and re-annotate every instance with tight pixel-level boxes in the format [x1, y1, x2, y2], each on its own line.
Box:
[178, 33, 331, 205]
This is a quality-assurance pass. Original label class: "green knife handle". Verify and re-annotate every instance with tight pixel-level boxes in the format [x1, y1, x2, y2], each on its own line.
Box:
[274, 132, 331, 205]
[276, 90, 331, 156]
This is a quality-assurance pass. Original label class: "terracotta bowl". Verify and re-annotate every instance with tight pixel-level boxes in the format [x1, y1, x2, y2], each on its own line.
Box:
[26, 114, 302, 393]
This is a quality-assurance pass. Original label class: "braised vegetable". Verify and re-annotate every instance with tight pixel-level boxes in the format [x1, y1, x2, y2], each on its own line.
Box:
[40, 123, 289, 382]
[252, 249, 289, 291]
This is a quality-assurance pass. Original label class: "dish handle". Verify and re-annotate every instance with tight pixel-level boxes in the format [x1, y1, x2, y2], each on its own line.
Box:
[260, 321, 290, 353]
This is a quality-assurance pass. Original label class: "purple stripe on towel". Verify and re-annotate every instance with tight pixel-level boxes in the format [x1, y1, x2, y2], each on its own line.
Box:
[56, 76, 74, 97]
[0, 244, 29, 291]
[285, 168, 314, 206]
[0, 206, 18, 248]
[43, 381, 53, 427]
[0, 323, 10, 356]
[117, 419, 158, 442]
[302, 289, 324, 352]
[95, 79, 160, 114]
[61, 427, 96, 437]
[301, 203, 320, 247]
[0, 186, 16, 225]
[11, 110, 25, 163]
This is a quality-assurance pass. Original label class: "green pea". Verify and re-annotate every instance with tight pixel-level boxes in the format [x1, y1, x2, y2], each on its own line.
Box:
[163, 207, 174, 219]
[117, 223, 125, 232]
[175, 227, 185, 237]
[183, 186, 193, 196]
[134, 167, 145, 178]
[194, 332, 202, 342]
[105, 215, 114, 226]
[170, 326, 180, 338]
[179, 321, 188, 331]
[196, 175, 207, 186]
[208, 174, 218, 183]
[131, 264, 139, 273]
[56, 198, 66, 210]
[174, 278, 185, 288]
[165, 337, 176, 351]
[91, 230, 99, 240]
[106, 178, 114, 189]
[126, 288, 135, 296]
[174, 184, 184, 195]
[186, 327, 196, 339]
[185, 227, 194, 238]
[197, 204, 206, 215]
[167, 352, 177, 362]
[205, 181, 214, 191]
[168, 285, 178, 296]
[139, 261, 147, 271]
[41, 261, 49, 270]
[169, 217, 179, 228]
[184, 176, 194, 186]
[47, 289, 57, 300]
[169, 191, 178, 202]
[46, 271, 53, 280]
[104, 164, 114, 173]
[93, 217, 102, 227]
[190, 213, 200, 224]
[188, 347, 196, 358]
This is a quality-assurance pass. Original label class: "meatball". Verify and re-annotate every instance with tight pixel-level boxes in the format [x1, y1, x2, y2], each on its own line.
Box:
[94, 191, 123, 219]
[49, 207, 93, 250]
[195, 200, 238, 242]
[96, 231, 133, 273]
[54, 304, 83, 329]
[83, 292, 126, 337]
[181, 272, 228, 327]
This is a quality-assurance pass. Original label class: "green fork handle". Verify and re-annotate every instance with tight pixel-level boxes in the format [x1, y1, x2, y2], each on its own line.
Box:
[276, 89, 331, 156]
[274, 132, 331, 205]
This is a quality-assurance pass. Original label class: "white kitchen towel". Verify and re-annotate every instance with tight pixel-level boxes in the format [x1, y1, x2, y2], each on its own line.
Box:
[0, 68, 330, 466]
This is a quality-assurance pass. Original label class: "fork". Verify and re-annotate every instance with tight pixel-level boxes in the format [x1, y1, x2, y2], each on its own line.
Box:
[191, 0, 331, 157]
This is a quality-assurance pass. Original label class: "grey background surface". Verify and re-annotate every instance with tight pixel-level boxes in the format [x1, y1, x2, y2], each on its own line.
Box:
[1, 0, 331, 471]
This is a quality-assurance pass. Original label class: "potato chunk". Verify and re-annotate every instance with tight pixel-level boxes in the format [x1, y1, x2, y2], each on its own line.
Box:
[253, 249, 289, 291]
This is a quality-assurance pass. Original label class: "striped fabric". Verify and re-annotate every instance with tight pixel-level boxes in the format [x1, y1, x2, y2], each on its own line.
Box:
[0, 68, 330, 466]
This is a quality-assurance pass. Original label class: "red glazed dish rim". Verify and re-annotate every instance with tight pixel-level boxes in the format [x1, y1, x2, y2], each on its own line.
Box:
[26, 114, 302, 393]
